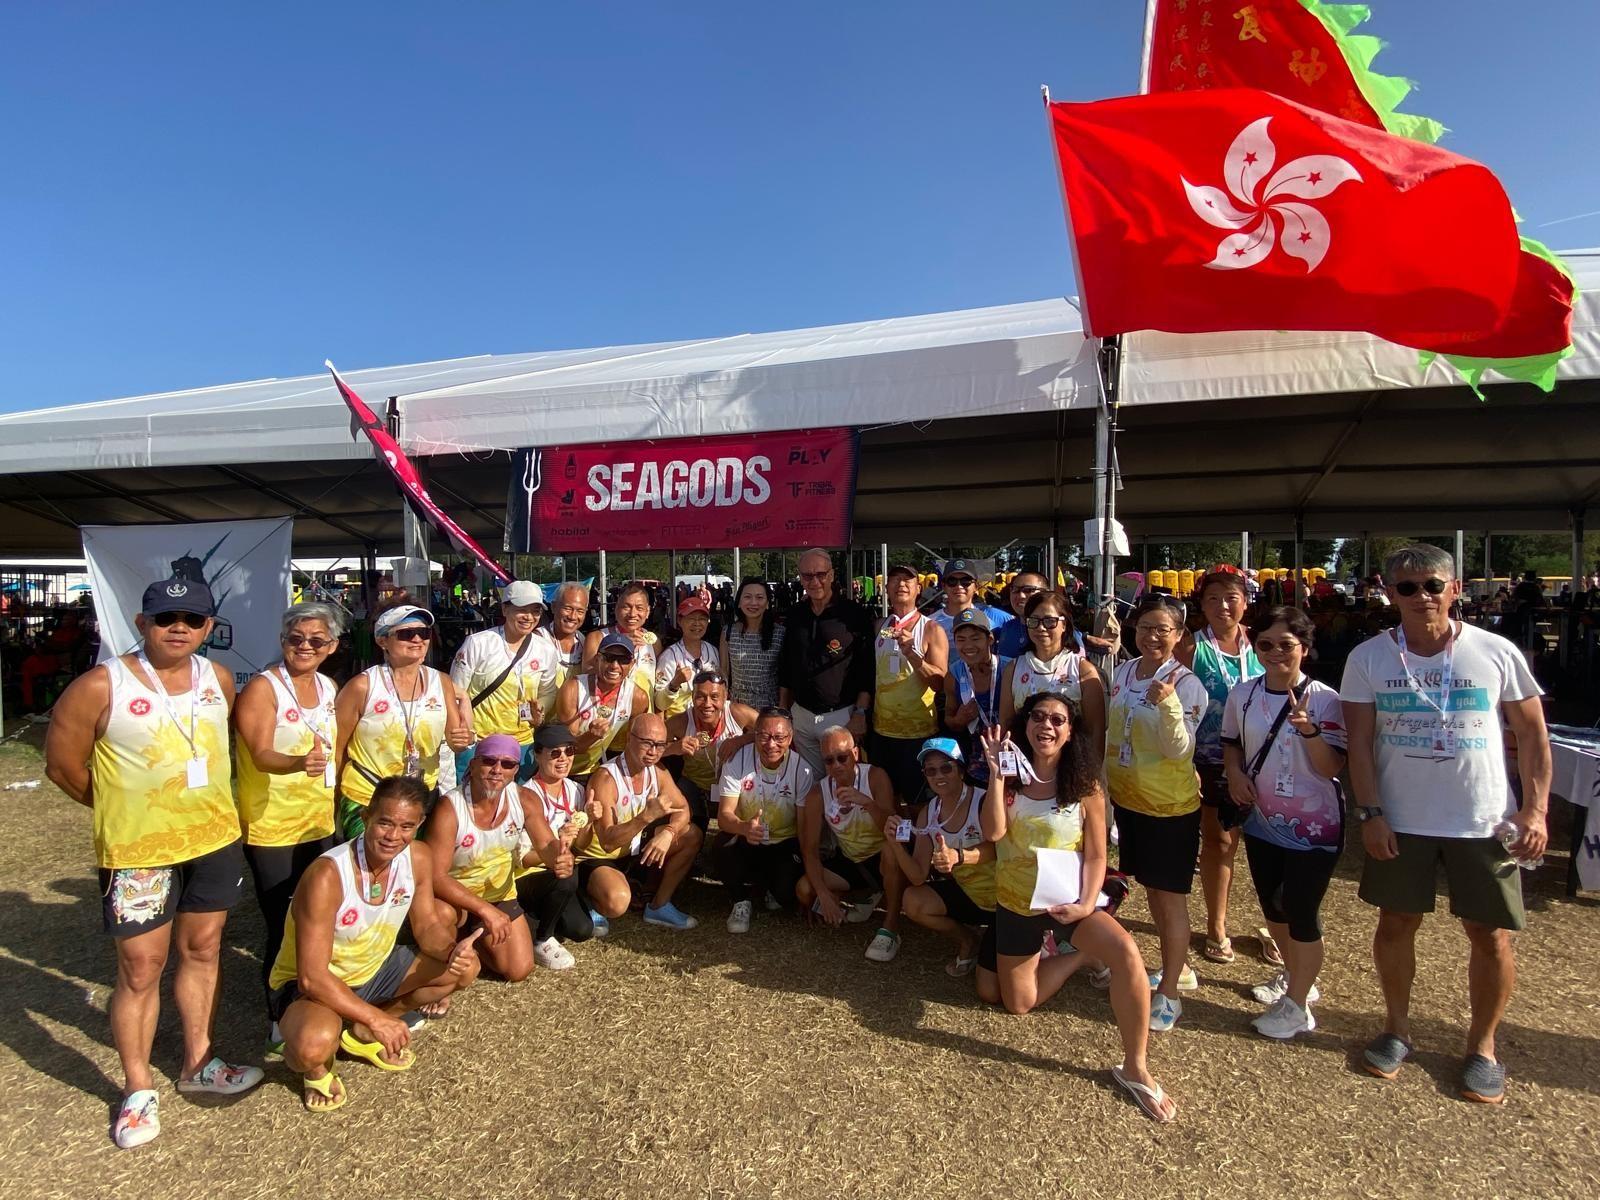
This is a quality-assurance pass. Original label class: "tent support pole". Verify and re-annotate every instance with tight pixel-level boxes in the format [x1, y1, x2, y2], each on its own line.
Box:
[1292, 514, 1304, 607]
[1092, 337, 1122, 609]
[1240, 531, 1251, 570]
[1361, 534, 1370, 581]
[880, 543, 889, 617]
[598, 550, 609, 627]
[732, 547, 741, 590]
[1573, 508, 1587, 596]
[668, 550, 676, 628]
[1454, 529, 1465, 585]
[1483, 532, 1492, 590]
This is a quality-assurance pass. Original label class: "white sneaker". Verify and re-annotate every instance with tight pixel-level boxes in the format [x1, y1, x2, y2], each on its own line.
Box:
[1148, 964, 1199, 992]
[762, 891, 782, 912]
[864, 928, 901, 962]
[727, 900, 753, 934]
[534, 937, 576, 971]
[844, 898, 877, 924]
[1250, 970, 1320, 1005]
[1149, 992, 1182, 1032]
[1253, 995, 1316, 1040]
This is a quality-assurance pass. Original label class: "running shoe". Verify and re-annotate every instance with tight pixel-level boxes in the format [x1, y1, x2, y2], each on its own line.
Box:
[175, 1057, 264, 1096]
[1460, 1054, 1507, 1104]
[763, 891, 782, 912]
[589, 909, 610, 939]
[1148, 992, 1182, 1032]
[864, 928, 901, 962]
[534, 937, 576, 971]
[1250, 970, 1320, 1006]
[643, 901, 698, 930]
[1252, 996, 1316, 1040]
[113, 1089, 160, 1150]
[1147, 964, 1199, 992]
[727, 899, 753, 933]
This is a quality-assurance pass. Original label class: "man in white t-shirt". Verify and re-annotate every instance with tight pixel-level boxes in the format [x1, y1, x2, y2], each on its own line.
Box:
[1340, 544, 1551, 1105]
[450, 581, 560, 755]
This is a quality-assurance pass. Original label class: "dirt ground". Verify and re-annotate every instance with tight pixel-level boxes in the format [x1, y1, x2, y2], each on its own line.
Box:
[1, 734, 1596, 1200]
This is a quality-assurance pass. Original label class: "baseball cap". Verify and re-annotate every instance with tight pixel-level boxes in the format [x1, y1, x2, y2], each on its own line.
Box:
[534, 724, 577, 750]
[598, 631, 637, 660]
[886, 563, 919, 581]
[677, 594, 711, 617]
[917, 736, 965, 764]
[502, 580, 545, 608]
[952, 607, 992, 634]
[374, 605, 435, 637]
[141, 576, 215, 618]
[942, 559, 979, 581]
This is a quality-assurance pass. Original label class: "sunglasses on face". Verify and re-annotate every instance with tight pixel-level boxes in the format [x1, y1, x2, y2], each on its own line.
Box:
[922, 761, 958, 776]
[1028, 710, 1069, 728]
[1012, 584, 1044, 596]
[945, 576, 976, 587]
[1254, 638, 1303, 655]
[477, 757, 520, 771]
[822, 752, 854, 766]
[390, 627, 432, 642]
[600, 652, 632, 665]
[539, 745, 575, 759]
[1025, 615, 1063, 630]
[283, 634, 333, 650]
[1395, 578, 1449, 597]
[152, 611, 207, 629]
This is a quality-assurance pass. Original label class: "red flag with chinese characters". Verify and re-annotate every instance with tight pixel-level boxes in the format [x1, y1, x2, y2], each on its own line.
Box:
[325, 361, 511, 584]
[1050, 89, 1520, 340]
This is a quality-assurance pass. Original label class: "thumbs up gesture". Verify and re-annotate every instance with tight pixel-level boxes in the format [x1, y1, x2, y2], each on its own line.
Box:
[1146, 678, 1176, 707]
[302, 740, 328, 778]
[930, 833, 959, 875]
[448, 927, 483, 976]
[745, 811, 767, 845]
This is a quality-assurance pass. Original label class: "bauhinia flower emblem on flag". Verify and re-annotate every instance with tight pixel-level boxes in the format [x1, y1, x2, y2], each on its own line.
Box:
[1182, 117, 1361, 272]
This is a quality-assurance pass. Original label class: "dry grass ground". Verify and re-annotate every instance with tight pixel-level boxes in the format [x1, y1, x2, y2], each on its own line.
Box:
[0, 733, 1596, 1200]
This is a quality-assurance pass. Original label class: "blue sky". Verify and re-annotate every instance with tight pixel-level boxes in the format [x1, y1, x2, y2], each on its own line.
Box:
[2, 1, 1595, 413]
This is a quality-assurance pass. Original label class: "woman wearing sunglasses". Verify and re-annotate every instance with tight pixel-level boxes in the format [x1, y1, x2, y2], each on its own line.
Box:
[664, 671, 757, 829]
[1104, 596, 1210, 1033]
[513, 724, 594, 969]
[721, 577, 785, 710]
[235, 602, 346, 1044]
[1177, 564, 1266, 968]
[421, 735, 534, 988]
[1221, 607, 1347, 1040]
[998, 592, 1106, 757]
[885, 737, 995, 979]
[335, 603, 470, 839]
[977, 693, 1174, 1123]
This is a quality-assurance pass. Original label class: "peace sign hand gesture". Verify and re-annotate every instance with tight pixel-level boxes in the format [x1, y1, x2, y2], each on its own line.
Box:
[1286, 686, 1318, 738]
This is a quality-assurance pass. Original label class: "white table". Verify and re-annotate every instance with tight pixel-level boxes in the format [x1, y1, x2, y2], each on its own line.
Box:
[1549, 728, 1600, 894]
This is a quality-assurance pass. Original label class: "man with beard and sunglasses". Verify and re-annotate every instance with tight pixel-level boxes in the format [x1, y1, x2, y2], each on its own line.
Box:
[1341, 544, 1551, 1104]
[46, 576, 261, 1148]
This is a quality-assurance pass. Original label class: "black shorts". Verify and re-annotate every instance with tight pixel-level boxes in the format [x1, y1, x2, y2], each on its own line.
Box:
[267, 943, 418, 1022]
[1243, 834, 1340, 943]
[823, 850, 883, 893]
[927, 873, 993, 926]
[1196, 761, 1228, 808]
[462, 897, 524, 934]
[977, 905, 1079, 972]
[99, 839, 245, 937]
[578, 854, 641, 886]
[869, 732, 930, 809]
[1112, 804, 1201, 895]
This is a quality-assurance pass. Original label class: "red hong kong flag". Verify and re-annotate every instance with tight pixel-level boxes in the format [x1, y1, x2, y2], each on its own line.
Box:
[1049, 89, 1521, 341]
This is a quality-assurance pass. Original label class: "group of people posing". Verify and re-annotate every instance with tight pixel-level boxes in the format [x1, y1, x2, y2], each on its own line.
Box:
[43, 543, 1552, 1143]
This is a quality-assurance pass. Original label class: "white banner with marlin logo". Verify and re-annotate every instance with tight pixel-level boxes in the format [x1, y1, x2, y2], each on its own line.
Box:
[83, 519, 294, 690]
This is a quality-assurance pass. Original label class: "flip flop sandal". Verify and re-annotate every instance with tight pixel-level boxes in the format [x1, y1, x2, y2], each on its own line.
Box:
[1362, 1033, 1414, 1080]
[1202, 937, 1236, 964]
[302, 1070, 348, 1112]
[1111, 1064, 1177, 1124]
[945, 954, 978, 978]
[339, 1029, 416, 1072]
[1258, 927, 1285, 967]
[1460, 1054, 1506, 1104]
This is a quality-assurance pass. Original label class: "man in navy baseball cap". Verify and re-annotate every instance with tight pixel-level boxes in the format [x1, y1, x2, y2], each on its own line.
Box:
[141, 576, 216, 619]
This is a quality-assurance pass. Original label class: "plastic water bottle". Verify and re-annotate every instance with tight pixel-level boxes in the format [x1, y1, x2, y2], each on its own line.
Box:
[1494, 820, 1544, 871]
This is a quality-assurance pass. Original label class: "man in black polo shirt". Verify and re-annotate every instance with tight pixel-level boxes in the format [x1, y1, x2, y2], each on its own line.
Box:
[778, 548, 875, 775]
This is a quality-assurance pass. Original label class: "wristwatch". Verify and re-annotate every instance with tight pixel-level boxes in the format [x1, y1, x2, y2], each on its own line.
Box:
[850, 705, 869, 718]
[1355, 805, 1385, 823]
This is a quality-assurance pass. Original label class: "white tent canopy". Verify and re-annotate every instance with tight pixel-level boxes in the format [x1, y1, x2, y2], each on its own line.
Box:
[0, 249, 1596, 553]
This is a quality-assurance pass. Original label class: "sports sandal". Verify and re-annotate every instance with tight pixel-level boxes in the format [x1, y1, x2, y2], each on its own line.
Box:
[1460, 1054, 1507, 1104]
[113, 1089, 160, 1149]
[176, 1056, 264, 1096]
[1202, 937, 1235, 964]
[338, 1028, 415, 1071]
[302, 1070, 348, 1113]
[1111, 1064, 1177, 1124]
[1362, 1032, 1414, 1080]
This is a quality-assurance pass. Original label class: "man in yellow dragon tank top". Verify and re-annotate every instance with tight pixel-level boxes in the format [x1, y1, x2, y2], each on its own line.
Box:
[46, 576, 261, 1150]
[269, 778, 483, 1112]
[869, 564, 949, 809]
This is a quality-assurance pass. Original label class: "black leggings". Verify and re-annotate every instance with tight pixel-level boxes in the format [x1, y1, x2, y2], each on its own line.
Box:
[713, 834, 803, 907]
[515, 870, 595, 943]
[1243, 832, 1342, 943]
[244, 837, 337, 1008]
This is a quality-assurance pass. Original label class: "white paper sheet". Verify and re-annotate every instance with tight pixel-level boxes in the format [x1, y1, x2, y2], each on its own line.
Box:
[1029, 848, 1083, 911]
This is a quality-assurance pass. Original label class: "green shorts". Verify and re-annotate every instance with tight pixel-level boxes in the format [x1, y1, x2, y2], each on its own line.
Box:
[1359, 833, 1525, 931]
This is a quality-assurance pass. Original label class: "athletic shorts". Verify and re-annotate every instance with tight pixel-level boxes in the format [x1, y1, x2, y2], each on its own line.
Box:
[869, 732, 930, 809]
[1243, 834, 1340, 943]
[267, 943, 419, 1022]
[99, 839, 245, 937]
[823, 850, 883, 893]
[927, 873, 993, 927]
[1196, 761, 1229, 808]
[1112, 804, 1201, 895]
[977, 904, 1079, 972]
[1359, 833, 1525, 931]
[578, 854, 641, 886]
[462, 896, 524, 935]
